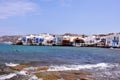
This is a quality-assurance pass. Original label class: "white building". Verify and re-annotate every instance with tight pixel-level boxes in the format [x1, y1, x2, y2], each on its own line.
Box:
[98, 33, 120, 47]
[105, 33, 120, 47]
[84, 35, 100, 45]
[22, 34, 54, 46]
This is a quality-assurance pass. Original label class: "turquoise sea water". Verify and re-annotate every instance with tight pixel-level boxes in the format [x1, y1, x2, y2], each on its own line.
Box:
[0, 44, 120, 65]
[1, 44, 120, 80]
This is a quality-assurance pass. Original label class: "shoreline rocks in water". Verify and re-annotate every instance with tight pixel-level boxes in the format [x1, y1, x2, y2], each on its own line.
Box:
[0, 65, 15, 75]
[35, 70, 94, 80]
[1, 63, 120, 80]
[9, 64, 31, 71]
[1, 64, 95, 80]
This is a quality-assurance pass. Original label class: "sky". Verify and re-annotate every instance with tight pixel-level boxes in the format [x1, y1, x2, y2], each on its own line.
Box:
[0, 0, 120, 35]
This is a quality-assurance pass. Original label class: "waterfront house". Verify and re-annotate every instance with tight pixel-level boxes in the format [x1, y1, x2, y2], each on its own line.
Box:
[62, 35, 72, 46]
[97, 37, 106, 47]
[41, 34, 54, 45]
[53, 35, 63, 46]
[22, 35, 32, 45]
[108, 33, 120, 47]
[22, 34, 43, 45]
[16, 37, 22, 45]
[73, 37, 85, 47]
[84, 36, 97, 46]
[98, 33, 120, 48]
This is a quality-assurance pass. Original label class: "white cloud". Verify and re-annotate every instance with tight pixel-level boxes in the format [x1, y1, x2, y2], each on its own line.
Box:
[0, 0, 38, 19]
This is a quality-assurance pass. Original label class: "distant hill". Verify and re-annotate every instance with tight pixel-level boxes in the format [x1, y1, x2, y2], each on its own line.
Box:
[0, 35, 21, 44]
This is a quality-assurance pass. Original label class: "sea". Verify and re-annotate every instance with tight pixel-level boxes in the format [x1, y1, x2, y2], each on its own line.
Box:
[0, 43, 120, 80]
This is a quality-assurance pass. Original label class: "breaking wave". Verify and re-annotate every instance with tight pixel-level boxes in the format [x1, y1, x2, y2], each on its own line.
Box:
[5, 63, 19, 67]
[0, 73, 17, 80]
[1, 62, 120, 80]
[0, 70, 42, 80]
[48, 63, 119, 71]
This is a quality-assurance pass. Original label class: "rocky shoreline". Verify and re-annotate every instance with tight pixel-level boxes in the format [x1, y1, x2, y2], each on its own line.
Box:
[0, 63, 120, 80]
[0, 64, 95, 80]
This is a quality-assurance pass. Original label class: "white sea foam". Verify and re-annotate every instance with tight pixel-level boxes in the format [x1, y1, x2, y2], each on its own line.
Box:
[24, 67, 37, 71]
[48, 63, 115, 71]
[0, 73, 17, 80]
[93, 70, 120, 80]
[5, 63, 19, 67]
[29, 75, 43, 80]
[17, 71, 27, 75]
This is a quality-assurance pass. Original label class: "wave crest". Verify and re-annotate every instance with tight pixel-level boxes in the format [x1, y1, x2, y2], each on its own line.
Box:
[0, 73, 17, 80]
[5, 63, 19, 67]
[48, 63, 118, 71]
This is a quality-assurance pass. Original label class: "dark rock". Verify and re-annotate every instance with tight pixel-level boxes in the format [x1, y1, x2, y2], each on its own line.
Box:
[0, 66, 14, 75]
[5, 75, 29, 80]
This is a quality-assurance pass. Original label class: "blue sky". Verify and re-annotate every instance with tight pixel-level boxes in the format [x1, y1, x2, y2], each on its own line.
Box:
[0, 0, 120, 35]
